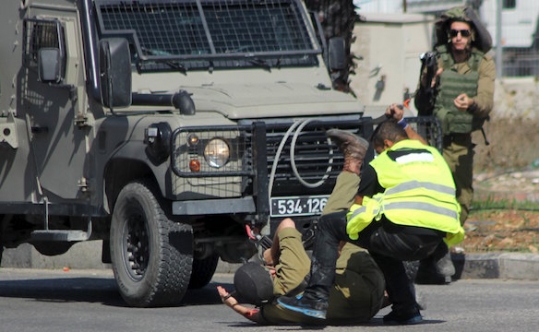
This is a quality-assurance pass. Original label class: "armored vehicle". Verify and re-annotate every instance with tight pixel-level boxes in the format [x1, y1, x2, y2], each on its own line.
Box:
[0, 0, 379, 307]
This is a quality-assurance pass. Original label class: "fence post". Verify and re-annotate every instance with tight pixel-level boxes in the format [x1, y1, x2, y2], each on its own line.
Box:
[495, 0, 503, 78]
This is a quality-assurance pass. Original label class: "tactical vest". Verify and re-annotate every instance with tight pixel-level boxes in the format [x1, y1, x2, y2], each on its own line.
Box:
[346, 140, 465, 246]
[434, 45, 486, 134]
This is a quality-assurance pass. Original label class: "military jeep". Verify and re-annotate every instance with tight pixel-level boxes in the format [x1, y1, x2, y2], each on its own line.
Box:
[0, 0, 380, 307]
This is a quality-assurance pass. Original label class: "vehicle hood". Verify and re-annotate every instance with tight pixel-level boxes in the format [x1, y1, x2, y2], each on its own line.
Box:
[184, 83, 365, 119]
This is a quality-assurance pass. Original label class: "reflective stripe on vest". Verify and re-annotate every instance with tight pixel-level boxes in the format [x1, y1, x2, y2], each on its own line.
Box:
[384, 201, 458, 220]
[345, 140, 464, 245]
[385, 181, 455, 197]
[347, 182, 459, 223]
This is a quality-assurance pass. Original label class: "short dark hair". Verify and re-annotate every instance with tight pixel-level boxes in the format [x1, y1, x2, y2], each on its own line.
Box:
[370, 120, 408, 150]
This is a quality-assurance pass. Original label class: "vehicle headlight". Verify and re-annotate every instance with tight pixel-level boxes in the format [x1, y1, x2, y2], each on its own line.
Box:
[204, 139, 230, 168]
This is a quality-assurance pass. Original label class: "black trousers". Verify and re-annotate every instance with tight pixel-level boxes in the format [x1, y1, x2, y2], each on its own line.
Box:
[307, 211, 444, 312]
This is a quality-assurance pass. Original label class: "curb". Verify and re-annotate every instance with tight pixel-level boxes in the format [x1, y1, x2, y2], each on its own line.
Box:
[453, 252, 539, 281]
[218, 252, 539, 282]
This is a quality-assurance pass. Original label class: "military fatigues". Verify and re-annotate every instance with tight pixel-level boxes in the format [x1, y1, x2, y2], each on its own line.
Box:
[259, 172, 385, 325]
[434, 45, 496, 224]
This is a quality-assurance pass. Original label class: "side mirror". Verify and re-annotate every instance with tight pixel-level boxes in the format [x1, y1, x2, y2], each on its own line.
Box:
[99, 38, 132, 108]
[38, 48, 63, 83]
[328, 37, 347, 71]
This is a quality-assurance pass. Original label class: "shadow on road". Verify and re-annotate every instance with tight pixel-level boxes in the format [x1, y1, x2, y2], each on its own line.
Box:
[0, 276, 125, 306]
[0, 275, 232, 308]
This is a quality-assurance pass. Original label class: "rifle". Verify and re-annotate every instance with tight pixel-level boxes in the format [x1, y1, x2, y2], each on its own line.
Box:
[416, 51, 439, 116]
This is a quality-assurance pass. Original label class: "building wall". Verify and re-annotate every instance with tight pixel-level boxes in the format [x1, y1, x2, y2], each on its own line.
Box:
[351, 13, 435, 114]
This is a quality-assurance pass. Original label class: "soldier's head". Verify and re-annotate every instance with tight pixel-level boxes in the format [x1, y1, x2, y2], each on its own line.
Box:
[233, 262, 274, 306]
[370, 120, 408, 154]
[435, 6, 492, 53]
[448, 20, 474, 54]
[443, 7, 475, 54]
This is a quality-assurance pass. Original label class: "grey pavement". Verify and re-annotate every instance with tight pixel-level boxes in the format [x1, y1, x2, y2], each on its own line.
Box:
[1, 269, 538, 332]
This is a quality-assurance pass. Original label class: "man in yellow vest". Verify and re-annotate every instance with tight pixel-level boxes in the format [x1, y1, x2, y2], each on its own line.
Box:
[278, 104, 465, 325]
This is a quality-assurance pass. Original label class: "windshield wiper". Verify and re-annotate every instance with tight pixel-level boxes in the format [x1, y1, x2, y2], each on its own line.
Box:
[163, 60, 188, 74]
[141, 47, 188, 74]
[246, 57, 272, 71]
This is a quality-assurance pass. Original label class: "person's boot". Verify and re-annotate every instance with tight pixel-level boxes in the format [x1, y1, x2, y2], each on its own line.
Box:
[416, 245, 455, 285]
[435, 250, 456, 277]
[277, 291, 328, 320]
[326, 129, 369, 175]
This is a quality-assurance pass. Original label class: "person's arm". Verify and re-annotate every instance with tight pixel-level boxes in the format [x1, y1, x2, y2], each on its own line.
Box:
[403, 124, 428, 145]
[386, 104, 428, 145]
[217, 286, 262, 323]
[470, 54, 495, 118]
[353, 163, 381, 205]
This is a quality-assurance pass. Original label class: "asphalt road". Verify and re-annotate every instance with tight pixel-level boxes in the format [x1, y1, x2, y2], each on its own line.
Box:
[0, 268, 538, 332]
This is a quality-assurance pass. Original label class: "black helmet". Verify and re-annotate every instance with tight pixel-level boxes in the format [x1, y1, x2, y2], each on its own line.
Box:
[233, 262, 274, 306]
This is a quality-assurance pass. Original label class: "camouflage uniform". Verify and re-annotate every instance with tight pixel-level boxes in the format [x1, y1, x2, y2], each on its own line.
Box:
[415, 6, 496, 224]
[259, 172, 385, 325]
[436, 46, 495, 224]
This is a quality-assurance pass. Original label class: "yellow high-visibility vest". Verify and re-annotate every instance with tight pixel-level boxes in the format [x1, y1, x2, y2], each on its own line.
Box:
[346, 140, 465, 246]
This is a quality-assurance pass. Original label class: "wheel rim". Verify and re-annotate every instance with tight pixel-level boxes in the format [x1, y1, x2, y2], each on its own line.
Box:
[124, 210, 149, 280]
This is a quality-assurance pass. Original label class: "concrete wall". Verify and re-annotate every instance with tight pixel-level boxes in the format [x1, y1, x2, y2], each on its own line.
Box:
[351, 13, 435, 114]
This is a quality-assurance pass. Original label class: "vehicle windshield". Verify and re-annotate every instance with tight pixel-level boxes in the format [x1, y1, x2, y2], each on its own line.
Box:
[95, 0, 321, 72]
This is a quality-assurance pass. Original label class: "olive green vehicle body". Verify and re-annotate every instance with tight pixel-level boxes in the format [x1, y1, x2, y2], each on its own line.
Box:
[0, 0, 377, 306]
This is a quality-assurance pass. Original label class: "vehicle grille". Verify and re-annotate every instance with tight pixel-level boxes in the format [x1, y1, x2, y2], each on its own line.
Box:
[261, 118, 367, 196]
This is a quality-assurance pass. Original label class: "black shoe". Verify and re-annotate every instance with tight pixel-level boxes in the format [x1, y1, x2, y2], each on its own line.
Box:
[415, 254, 454, 285]
[415, 265, 452, 285]
[435, 251, 456, 277]
[383, 308, 423, 325]
[277, 294, 328, 319]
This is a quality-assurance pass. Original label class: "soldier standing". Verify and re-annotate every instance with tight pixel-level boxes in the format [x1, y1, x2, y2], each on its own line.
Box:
[414, 6, 496, 284]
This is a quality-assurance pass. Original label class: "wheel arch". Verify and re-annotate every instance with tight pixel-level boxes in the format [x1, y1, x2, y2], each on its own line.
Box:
[103, 156, 168, 215]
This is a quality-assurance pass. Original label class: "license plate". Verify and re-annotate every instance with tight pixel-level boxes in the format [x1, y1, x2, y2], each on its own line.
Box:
[270, 195, 329, 217]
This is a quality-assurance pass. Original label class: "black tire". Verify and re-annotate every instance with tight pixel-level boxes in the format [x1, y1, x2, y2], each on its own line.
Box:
[110, 179, 193, 307]
[188, 253, 219, 289]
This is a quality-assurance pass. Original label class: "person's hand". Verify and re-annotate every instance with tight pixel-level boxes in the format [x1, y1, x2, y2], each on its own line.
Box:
[421, 67, 443, 88]
[262, 248, 274, 267]
[385, 103, 405, 122]
[454, 93, 475, 111]
[217, 286, 238, 308]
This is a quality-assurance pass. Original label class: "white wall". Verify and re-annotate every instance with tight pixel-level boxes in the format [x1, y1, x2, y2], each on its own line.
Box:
[351, 13, 435, 114]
